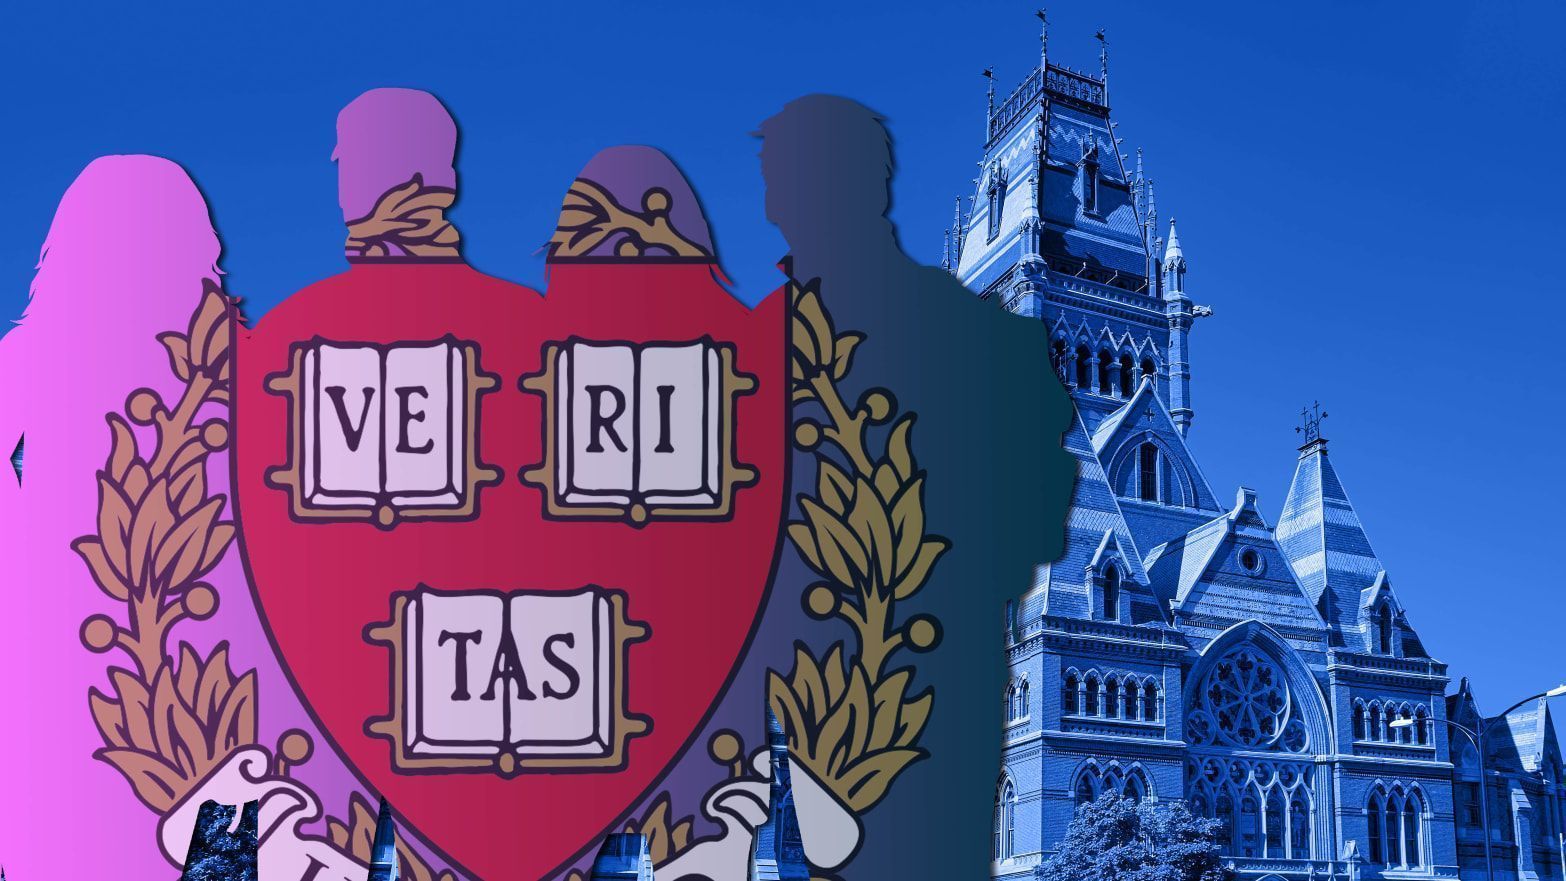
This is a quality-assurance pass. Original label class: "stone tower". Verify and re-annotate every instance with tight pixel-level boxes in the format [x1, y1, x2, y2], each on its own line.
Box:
[950, 13, 1209, 436]
[367, 798, 398, 881]
[750, 708, 808, 881]
[589, 833, 654, 881]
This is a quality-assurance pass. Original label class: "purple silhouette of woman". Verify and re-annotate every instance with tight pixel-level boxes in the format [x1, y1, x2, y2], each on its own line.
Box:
[0, 155, 231, 876]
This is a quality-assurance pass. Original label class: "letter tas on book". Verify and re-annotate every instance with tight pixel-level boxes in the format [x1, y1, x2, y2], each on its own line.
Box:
[369, 586, 651, 775]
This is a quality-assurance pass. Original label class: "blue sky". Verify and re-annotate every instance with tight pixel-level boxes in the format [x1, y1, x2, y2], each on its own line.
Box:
[2, 1, 1563, 715]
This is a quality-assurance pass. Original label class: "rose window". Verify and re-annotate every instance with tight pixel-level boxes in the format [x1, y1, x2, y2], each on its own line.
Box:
[1187, 648, 1304, 752]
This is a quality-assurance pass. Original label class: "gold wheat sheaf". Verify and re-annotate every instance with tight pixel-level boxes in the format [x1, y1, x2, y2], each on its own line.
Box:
[73, 285, 454, 881]
[769, 280, 948, 813]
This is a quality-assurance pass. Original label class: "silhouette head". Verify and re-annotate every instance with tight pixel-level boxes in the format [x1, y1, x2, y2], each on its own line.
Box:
[548, 145, 715, 262]
[757, 95, 894, 238]
[27, 154, 221, 331]
[334, 88, 459, 238]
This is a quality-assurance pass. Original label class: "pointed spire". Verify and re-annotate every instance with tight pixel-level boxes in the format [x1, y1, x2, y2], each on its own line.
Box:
[946, 195, 964, 275]
[1133, 148, 1145, 212]
[1277, 411, 1387, 641]
[753, 704, 808, 881]
[1095, 28, 1110, 104]
[1163, 218, 1183, 264]
[368, 798, 399, 881]
[1036, 9, 1049, 71]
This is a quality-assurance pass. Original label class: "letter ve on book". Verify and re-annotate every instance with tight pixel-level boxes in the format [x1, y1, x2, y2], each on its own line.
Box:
[264, 336, 502, 529]
[520, 338, 757, 526]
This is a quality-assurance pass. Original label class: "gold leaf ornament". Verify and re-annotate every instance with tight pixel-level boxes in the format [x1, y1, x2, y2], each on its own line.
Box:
[770, 278, 947, 823]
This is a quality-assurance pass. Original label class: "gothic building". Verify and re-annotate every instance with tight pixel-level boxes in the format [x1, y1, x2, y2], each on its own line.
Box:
[954, 20, 1565, 881]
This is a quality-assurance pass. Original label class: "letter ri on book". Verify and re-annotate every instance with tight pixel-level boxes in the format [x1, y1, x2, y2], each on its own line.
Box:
[522, 338, 756, 525]
[266, 336, 500, 528]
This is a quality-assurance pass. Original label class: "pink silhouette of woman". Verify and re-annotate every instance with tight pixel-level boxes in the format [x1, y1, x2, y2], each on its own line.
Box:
[0, 156, 232, 877]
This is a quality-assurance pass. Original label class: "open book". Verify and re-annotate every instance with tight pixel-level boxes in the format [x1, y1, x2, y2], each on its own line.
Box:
[524, 339, 754, 524]
[268, 337, 496, 526]
[371, 586, 649, 774]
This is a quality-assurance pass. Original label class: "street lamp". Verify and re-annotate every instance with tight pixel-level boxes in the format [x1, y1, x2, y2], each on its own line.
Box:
[1390, 684, 1566, 881]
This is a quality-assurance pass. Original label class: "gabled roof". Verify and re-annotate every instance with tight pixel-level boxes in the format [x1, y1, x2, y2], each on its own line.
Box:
[1090, 375, 1221, 512]
[1493, 699, 1562, 776]
[1276, 439, 1386, 640]
[1144, 487, 1327, 640]
[1021, 409, 1161, 624]
[1447, 679, 1563, 777]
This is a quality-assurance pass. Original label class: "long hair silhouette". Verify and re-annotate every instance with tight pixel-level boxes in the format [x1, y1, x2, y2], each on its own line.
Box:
[0, 155, 226, 878]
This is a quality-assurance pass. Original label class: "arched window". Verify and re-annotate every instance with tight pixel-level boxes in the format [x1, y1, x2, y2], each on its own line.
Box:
[1140, 357, 1156, 384]
[986, 169, 1007, 240]
[1081, 155, 1100, 213]
[1118, 354, 1134, 398]
[1138, 443, 1159, 502]
[1384, 791, 1403, 867]
[1289, 790, 1311, 859]
[1368, 704, 1383, 742]
[995, 779, 1017, 859]
[1215, 791, 1236, 852]
[1397, 706, 1413, 744]
[1123, 680, 1138, 720]
[1403, 790, 1423, 868]
[1063, 671, 1080, 715]
[1143, 682, 1159, 721]
[1075, 774, 1096, 806]
[1105, 677, 1121, 719]
[1084, 674, 1100, 716]
[1239, 794, 1261, 857]
[1415, 706, 1430, 746]
[1378, 604, 1394, 654]
[1265, 789, 1286, 857]
[1076, 345, 1093, 389]
[1097, 349, 1115, 396]
[1102, 567, 1121, 621]
[1353, 701, 1367, 740]
[1368, 792, 1385, 864]
[1125, 767, 1149, 803]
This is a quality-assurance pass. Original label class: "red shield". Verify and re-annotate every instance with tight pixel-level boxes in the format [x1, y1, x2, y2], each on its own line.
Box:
[233, 259, 787, 880]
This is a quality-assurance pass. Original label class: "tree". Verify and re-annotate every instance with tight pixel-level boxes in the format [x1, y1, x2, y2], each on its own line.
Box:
[1042, 793, 1230, 881]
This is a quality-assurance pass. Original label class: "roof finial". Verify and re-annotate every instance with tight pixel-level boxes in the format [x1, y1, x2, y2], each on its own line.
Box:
[948, 195, 967, 275]
[1164, 217, 1183, 263]
[983, 66, 996, 131]
[1295, 401, 1330, 448]
[1036, 9, 1049, 71]
[1095, 28, 1109, 103]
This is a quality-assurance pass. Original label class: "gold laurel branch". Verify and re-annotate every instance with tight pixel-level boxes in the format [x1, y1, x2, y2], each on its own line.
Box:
[345, 174, 462, 259]
[72, 281, 250, 812]
[549, 178, 711, 260]
[769, 279, 949, 814]
[326, 792, 458, 881]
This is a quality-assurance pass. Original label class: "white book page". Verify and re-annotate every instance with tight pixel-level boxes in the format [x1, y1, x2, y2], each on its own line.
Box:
[637, 344, 709, 498]
[314, 344, 383, 497]
[384, 342, 453, 497]
[414, 591, 507, 748]
[566, 343, 635, 498]
[506, 591, 601, 748]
